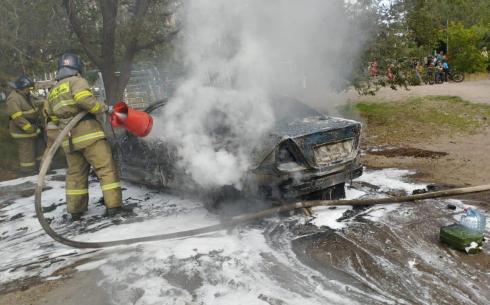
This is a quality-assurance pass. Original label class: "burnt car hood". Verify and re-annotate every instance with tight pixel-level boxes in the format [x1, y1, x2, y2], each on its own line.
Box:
[272, 115, 359, 138]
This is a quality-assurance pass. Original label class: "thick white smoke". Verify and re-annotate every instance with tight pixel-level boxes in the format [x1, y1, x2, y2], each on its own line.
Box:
[154, 0, 367, 189]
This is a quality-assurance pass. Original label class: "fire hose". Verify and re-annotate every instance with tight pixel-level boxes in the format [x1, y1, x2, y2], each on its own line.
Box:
[35, 111, 490, 249]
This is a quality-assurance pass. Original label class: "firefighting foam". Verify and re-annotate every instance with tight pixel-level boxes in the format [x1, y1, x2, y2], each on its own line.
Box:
[151, 0, 370, 189]
[1, 169, 486, 305]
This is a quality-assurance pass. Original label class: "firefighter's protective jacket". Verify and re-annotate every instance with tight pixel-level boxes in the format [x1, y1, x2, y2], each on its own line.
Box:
[6, 90, 44, 171]
[46, 75, 107, 151]
[6, 90, 40, 138]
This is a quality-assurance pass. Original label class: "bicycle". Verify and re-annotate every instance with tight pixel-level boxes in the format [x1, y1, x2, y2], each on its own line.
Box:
[424, 70, 435, 85]
[447, 69, 464, 82]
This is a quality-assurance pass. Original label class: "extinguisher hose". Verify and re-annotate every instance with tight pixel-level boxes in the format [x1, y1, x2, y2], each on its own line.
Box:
[34, 112, 490, 249]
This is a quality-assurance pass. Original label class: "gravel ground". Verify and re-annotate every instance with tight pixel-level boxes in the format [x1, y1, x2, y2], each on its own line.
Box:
[347, 79, 490, 104]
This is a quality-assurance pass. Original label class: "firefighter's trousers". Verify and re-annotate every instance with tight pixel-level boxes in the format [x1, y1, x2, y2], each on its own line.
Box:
[16, 137, 44, 174]
[65, 139, 122, 214]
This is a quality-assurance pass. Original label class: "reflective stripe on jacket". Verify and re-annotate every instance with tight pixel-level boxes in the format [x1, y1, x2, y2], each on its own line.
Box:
[6, 90, 39, 137]
[47, 76, 106, 123]
[61, 130, 106, 148]
[10, 132, 38, 139]
[47, 75, 108, 152]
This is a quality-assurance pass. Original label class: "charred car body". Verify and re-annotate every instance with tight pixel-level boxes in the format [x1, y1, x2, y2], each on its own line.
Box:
[109, 97, 362, 202]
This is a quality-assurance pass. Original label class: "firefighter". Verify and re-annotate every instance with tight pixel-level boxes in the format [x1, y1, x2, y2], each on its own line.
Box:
[47, 52, 123, 220]
[41, 99, 66, 168]
[6, 75, 44, 175]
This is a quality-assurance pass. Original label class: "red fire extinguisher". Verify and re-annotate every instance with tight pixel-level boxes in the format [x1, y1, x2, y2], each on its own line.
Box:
[109, 102, 153, 137]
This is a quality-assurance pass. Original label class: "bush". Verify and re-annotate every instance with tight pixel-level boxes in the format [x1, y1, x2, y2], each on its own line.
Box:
[447, 23, 487, 73]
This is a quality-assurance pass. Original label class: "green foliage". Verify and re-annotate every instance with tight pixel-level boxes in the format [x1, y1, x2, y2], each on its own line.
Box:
[0, 0, 79, 83]
[447, 23, 487, 73]
[352, 0, 490, 94]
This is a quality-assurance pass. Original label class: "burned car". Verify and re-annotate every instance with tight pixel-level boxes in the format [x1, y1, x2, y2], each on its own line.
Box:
[110, 97, 362, 202]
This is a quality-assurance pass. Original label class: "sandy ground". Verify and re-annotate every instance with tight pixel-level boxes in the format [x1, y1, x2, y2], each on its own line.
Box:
[356, 80, 490, 187]
[362, 128, 490, 187]
[345, 79, 490, 104]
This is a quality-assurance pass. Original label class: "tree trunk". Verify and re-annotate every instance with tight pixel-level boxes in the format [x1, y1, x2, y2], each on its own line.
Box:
[115, 47, 137, 105]
[100, 54, 135, 105]
[101, 69, 121, 105]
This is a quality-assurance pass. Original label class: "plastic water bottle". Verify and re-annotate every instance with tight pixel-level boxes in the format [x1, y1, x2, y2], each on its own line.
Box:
[460, 208, 487, 233]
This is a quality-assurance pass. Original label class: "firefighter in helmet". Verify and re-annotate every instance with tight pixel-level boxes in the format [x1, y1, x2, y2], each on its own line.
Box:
[46, 52, 123, 220]
[6, 75, 44, 175]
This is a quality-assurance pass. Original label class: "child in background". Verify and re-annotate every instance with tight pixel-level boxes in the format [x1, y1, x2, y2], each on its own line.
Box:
[415, 61, 424, 84]
[443, 60, 449, 82]
[436, 62, 445, 83]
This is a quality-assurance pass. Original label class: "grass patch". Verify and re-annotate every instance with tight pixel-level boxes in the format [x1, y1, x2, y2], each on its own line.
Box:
[0, 104, 19, 179]
[347, 96, 490, 145]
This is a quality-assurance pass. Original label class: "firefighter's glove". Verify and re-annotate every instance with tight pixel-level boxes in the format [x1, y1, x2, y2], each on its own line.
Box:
[26, 127, 41, 135]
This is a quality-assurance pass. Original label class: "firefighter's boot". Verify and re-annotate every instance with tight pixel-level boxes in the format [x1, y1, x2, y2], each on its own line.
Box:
[70, 212, 84, 221]
[106, 205, 135, 217]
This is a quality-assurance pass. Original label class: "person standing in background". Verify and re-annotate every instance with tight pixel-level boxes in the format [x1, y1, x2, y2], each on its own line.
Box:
[5, 75, 44, 176]
[415, 61, 424, 84]
[369, 58, 379, 77]
[436, 50, 444, 63]
[442, 60, 449, 82]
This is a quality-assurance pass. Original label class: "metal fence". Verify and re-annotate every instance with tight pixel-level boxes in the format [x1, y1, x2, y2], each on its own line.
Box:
[96, 68, 175, 108]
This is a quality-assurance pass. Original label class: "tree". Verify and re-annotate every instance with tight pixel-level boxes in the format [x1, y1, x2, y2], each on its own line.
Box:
[402, 0, 490, 50]
[448, 23, 487, 73]
[63, 0, 180, 104]
[351, 0, 425, 94]
[0, 0, 76, 83]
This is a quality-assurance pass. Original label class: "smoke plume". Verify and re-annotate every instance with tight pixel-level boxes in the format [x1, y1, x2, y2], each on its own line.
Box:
[153, 0, 368, 189]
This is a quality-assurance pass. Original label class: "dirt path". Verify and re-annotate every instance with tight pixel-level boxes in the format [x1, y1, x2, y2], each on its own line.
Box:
[362, 129, 490, 186]
[350, 80, 490, 186]
[346, 79, 490, 104]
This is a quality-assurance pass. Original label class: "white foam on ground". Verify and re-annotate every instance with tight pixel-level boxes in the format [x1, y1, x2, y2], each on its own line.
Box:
[311, 205, 353, 229]
[76, 259, 108, 272]
[309, 168, 427, 230]
[0, 168, 454, 305]
[362, 204, 402, 222]
[357, 168, 425, 194]
[0, 173, 38, 187]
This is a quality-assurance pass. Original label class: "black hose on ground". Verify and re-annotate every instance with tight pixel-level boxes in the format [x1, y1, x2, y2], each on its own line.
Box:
[34, 112, 490, 249]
